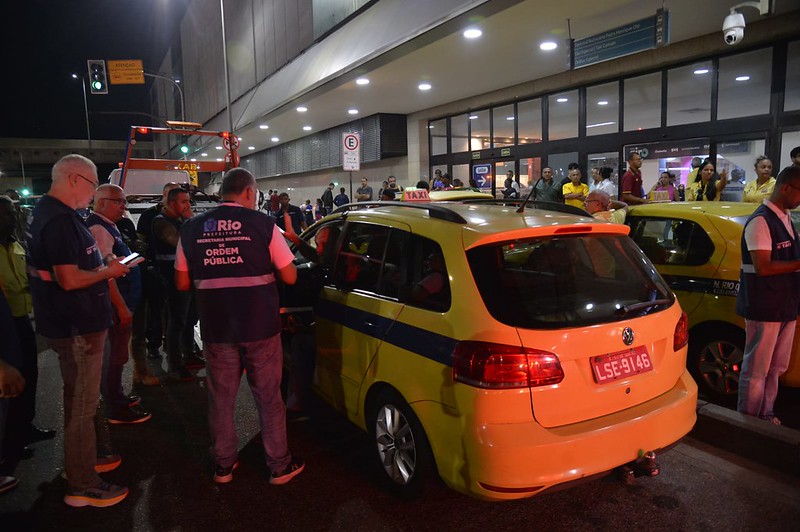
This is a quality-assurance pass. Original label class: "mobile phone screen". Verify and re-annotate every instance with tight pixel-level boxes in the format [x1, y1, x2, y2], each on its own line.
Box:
[120, 252, 143, 266]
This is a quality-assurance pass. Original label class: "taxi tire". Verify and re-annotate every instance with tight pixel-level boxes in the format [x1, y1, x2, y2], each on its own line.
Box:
[688, 324, 745, 405]
[369, 389, 435, 499]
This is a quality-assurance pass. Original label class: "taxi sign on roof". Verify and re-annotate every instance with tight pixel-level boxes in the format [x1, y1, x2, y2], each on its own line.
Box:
[403, 189, 430, 202]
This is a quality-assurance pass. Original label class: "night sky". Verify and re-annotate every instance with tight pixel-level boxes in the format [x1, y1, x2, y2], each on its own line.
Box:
[1, 0, 188, 141]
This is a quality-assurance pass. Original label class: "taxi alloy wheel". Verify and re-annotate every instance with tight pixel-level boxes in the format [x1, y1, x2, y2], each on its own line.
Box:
[370, 390, 433, 496]
[689, 326, 745, 403]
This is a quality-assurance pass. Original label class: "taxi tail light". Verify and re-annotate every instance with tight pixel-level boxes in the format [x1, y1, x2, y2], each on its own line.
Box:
[674, 312, 688, 351]
[453, 341, 564, 389]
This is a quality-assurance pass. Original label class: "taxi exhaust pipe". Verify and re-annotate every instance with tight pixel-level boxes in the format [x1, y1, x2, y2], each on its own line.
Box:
[617, 451, 660, 484]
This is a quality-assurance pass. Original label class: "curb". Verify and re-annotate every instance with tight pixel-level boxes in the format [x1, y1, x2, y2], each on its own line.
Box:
[690, 400, 800, 476]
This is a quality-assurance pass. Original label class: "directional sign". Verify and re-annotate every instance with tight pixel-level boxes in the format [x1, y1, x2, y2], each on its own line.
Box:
[472, 163, 492, 189]
[343, 132, 360, 171]
[108, 59, 145, 85]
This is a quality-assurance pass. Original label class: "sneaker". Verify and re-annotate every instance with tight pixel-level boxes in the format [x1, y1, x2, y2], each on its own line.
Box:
[167, 368, 196, 382]
[108, 406, 152, 425]
[64, 480, 129, 508]
[61, 454, 122, 479]
[127, 395, 142, 407]
[269, 458, 305, 485]
[213, 460, 239, 484]
[0, 476, 19, 495]
[184, 354, 206, 370]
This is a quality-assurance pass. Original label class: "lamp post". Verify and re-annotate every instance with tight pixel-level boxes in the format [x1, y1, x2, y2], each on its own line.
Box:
[220, 0, 234, 135]
[143, 71, 185, 123]
[71, 73, 92, 148]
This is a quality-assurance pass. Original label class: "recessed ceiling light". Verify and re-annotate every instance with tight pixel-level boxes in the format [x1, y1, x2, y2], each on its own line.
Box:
[693, 68, 709, 75]
[356, 78, 370, 85]
[216, 158, 223, 162]
[248, 146, 255, 150]
[418, 83, 432, 91]
[259, 124, 269, 129]
[303, 125, 312, 131]
[540, 41, 557, 51]
[190, 158, 197, 162]
[215, 146, 223, 150]
[597, 100, 609, 106]
[735, 75, 750, 81]
[468, 115, 478, 120]
[586, 121, 616, 129]
[428, 125, 435, 129]
[201, 153, 208, 157]
[463, 28, 482, 39]
[296, 106, 308, 112]
[348, 109, 359, 115]
[506, 116, 514, 120]
[271, 137, 279, 142]
[556, 97, 568, 103]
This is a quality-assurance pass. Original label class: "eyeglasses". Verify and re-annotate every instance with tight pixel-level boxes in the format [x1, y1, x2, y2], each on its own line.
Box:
[99, 197, 128, 205]
[74, 173, 99, 189]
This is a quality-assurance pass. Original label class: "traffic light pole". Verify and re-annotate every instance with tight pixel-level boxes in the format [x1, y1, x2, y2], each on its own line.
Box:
[72, 73, 92, 148]
[143, 72, 185, 123]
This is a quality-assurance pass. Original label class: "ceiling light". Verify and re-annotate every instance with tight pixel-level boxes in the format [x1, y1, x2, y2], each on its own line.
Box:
[735, 75, 750, 81]
[356, 78, 369, 85]
[693, 68, 709, 75]
[597, 100, 609, 106]
[190, 158, 197, 162]
[303, 125, 312, 131]
[259, 124, 269, 129]
[348, 109, 359, 115]
[506, 116, 514, 120]
[296, 106, 308, 112]
[540, 41, 557, 51]
[418, 83, 432, 91]
[215, 146, 223, 150]
[469, 115, 478, 119]
[586, 121, 616, 129]
[216, 158, 223, 162]
[248, 146, 255, 150]
[271, 137, 279, 142]
[201, 153, 208, 157]
[556, 97, 568, 103]
[463, 28, 482, 39]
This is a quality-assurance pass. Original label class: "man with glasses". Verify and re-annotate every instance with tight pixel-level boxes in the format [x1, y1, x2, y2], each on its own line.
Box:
[87, 185, 150, 425]
[583, 190, 628, 224]
[26, 154, 131, 507]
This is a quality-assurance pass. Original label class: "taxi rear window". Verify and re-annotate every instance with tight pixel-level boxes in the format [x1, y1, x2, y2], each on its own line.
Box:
[466, 235, 673, 329]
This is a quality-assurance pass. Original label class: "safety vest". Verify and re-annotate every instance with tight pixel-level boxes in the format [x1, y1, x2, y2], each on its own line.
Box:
[736, 203, 800, 322]
[25, 195, 111, 338]
[86, 213, 142, 312]
[179, 203, 280, 343]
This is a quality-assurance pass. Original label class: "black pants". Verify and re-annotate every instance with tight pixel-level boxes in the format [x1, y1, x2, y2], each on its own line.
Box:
[5, 316, 38, 451]
[144, 266, 166, 353]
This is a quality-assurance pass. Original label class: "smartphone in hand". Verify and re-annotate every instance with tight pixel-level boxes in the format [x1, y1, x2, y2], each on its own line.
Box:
[119, 252, 144, 267]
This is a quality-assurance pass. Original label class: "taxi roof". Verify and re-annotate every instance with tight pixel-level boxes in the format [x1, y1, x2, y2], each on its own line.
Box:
[336, 201, 630, 250]
[628, 201, 759, 219]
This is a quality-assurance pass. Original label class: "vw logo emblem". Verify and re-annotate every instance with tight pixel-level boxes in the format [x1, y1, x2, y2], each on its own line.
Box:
[622, 327, 635, 346]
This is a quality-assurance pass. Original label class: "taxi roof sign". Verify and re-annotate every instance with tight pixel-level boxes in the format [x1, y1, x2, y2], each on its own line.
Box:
[403, 189, 430, 202]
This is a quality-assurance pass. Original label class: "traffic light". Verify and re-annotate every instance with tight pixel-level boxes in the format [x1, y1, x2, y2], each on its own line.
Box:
[180, 136, 190, 155]
[87, 59, 108, 94]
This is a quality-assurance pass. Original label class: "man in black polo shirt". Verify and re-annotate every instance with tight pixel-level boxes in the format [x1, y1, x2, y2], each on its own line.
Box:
[26, 154, 130, 507]
[275, 192, 306, 235]
[175, 167, 304, 486]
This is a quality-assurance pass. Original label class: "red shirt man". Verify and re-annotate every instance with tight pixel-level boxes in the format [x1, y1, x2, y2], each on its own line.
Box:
[621, 152, 648, 205]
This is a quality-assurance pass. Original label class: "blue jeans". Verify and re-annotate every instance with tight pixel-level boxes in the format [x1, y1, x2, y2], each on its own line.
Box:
[102, 320, 132, 412]
[737, 320, 794, 420]
[204, 334, 290, 473]
[47, 331, 107, 490]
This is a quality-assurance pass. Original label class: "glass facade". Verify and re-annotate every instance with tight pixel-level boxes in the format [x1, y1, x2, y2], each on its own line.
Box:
[548, 90, 579, 140]
[586, 82, 619, 136]
[667, 61, 712, 126]
[624, 72, 662, 131]
[492, 104, 515, 147]
[718, 48, 772, 119]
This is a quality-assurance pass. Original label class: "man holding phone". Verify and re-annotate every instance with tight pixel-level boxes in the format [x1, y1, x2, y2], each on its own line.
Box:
[87, 185, 150, 425]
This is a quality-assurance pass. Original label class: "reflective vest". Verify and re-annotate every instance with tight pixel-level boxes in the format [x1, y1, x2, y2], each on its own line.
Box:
[736, 204, 800, 322]
[86, 213, 142, 312]
[179, 204, 280, 343]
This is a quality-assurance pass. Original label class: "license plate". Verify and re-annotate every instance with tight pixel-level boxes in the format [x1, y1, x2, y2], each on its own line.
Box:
[591, 346, 653, 384]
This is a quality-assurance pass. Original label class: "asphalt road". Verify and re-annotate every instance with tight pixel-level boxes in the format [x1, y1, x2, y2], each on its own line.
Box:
[2, 348, 800, 531]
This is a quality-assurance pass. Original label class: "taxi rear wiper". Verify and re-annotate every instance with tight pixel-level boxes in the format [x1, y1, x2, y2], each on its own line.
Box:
[617, 298, 672, 316]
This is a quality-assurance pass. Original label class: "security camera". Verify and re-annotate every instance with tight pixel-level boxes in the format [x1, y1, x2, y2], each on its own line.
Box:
[723, 10, 745, 45]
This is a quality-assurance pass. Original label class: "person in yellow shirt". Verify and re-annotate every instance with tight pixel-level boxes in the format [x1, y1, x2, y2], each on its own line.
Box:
[0, 195, 55, 460]
[562, 164, 589, 209]
[742, 156, 775, 203]
[686, 159, 728, 201]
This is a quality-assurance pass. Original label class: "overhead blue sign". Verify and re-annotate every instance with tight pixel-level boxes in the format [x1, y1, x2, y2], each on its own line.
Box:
[472, 164, 492, 188]
[572, 9, 669, 69]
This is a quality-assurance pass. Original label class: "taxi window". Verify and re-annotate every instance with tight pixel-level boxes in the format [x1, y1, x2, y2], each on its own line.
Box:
[402, 236, 450, 312]
[467, 235, 672, 329]
[627, 217, 713, 266]
[333, 222, 390, 292]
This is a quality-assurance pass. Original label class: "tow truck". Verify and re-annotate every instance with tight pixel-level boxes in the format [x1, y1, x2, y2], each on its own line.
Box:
[109, 121, 241, 223]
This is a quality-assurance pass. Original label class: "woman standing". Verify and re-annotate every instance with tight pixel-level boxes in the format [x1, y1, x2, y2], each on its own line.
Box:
[650, 171, 678, 201]
[742, 156, 775, 203]
[686, 159, 728, 201]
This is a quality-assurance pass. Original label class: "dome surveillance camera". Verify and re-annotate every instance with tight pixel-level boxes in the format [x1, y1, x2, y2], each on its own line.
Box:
[723, 10, 745, 45]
